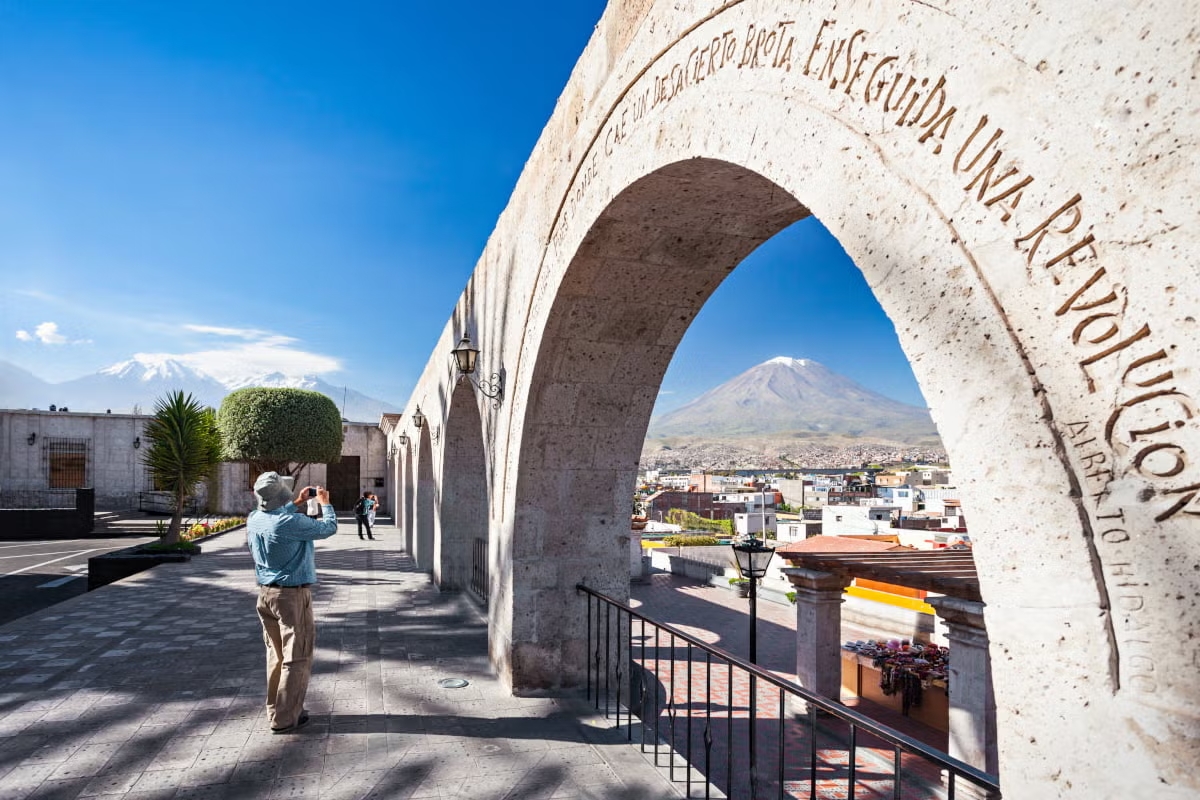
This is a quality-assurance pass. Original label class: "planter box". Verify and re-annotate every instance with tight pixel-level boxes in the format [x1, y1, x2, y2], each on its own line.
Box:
[88, 544, 201, 591]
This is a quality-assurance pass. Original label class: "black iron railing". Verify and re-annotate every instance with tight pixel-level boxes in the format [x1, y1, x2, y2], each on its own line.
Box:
[578, 584, 1001, 800]
[470, 537, 489, 602]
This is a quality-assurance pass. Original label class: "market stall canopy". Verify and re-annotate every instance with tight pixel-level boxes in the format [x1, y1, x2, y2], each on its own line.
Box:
[778, 548, 981, 602]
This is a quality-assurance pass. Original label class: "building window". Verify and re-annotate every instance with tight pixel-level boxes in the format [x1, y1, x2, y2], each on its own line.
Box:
[45, 438, 90, 488]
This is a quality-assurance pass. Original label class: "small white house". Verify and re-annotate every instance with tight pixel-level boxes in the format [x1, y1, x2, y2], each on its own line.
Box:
[734, 510, 776, 536]
[876, 485, 916, 513]
[821, 504, 900, 537]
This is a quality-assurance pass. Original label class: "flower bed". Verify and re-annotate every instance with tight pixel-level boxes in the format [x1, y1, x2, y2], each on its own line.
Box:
[182, 516, 246, 542]
[88, 517, 247, 590]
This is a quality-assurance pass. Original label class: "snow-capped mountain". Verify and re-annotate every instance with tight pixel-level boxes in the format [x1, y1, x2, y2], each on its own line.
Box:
[647, 356, 939, 444]
[0, 356, 400, 422]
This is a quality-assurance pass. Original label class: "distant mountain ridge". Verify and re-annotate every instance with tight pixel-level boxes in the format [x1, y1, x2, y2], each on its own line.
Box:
[648, 357, 939, 445]
[0, 356, 399, 423]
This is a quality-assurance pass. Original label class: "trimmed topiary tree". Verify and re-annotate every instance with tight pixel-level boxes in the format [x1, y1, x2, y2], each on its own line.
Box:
[216, 387, 343, 478]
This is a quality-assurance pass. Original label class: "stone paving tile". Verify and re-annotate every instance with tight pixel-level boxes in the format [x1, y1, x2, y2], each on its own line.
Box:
[76, 769, 143, 796]
[0, 523, 686, 800]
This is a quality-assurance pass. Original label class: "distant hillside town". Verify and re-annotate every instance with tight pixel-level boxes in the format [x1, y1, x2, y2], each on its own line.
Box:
[640, 440, 948, 471]
[636, 463, 962, 544]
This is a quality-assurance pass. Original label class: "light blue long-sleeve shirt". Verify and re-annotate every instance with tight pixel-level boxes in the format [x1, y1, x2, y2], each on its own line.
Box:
[247, 502, 338, 586]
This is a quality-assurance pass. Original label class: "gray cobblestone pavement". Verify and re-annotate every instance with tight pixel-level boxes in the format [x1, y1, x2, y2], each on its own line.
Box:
[0, 521, 682, 800]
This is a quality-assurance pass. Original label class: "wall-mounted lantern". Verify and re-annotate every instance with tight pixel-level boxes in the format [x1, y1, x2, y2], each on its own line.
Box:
[452, 334, 504, 408]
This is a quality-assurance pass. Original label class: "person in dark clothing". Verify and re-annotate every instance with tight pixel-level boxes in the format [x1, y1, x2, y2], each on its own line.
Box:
[354, 491, 376, 541]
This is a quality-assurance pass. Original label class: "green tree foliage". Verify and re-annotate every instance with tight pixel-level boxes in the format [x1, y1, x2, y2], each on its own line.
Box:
[663, 534, 721, 547]
[664, 509, 734, 535]
[217, 387, 343, 477]
[142, 391, 223, 544]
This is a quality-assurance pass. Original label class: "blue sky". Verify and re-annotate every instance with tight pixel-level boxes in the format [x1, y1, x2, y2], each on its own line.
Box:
[0, 2, 927, 413]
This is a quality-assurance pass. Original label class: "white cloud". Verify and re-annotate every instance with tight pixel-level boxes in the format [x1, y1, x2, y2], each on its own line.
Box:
[162, 324, 341, 382]
[15, 321, 77, 345]
[183, 324, 281, 341]
[180, 343, 341, 382]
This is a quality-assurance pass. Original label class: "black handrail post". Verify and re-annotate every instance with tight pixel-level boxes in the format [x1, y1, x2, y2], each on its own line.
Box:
[750, 574, 758, 664]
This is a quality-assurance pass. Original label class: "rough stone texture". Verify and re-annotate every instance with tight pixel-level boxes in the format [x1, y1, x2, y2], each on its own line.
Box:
[0, 411, 150, 509]
[784, 567, 851, 703]
[927, 595, 998, 785]
[384, 1, 1200, 795]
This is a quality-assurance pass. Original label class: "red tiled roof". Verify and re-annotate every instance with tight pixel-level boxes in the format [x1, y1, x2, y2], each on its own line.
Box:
[776, 535, 910, 555]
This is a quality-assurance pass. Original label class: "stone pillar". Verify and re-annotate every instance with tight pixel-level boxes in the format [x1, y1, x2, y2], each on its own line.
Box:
[629, 528, 647, 583]
[927, 596, 998, 796]
[782, 567, 851, 703]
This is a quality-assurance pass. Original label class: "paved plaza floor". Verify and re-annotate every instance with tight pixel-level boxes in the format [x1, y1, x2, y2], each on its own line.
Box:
[0, 521, 683, 800]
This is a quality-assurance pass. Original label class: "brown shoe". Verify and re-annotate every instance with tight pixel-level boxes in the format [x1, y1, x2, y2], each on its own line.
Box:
[270, 711, 310, 734]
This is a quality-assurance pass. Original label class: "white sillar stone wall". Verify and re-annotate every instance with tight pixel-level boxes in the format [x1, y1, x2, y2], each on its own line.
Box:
[1, 410, 387, 516]
[0, 410, 150, 509]
[388, 2, 1200, 796]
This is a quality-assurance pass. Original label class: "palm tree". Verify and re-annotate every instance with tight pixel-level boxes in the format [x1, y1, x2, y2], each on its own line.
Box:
[142, 391, 223, 544]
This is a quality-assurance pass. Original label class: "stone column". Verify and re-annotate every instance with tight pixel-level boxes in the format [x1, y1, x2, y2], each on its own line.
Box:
[782, 567, 851, 703]
[927, 595, 998, 797]
[629, 528, 647, 583]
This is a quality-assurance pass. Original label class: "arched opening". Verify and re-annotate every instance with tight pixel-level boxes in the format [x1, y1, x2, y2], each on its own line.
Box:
[413, 427, 436, 570]
[436, 380, 489, 591]
[506, 159, 808, 689]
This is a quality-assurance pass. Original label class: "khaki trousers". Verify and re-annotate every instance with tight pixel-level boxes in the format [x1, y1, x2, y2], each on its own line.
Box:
[256, 585, 314, 729]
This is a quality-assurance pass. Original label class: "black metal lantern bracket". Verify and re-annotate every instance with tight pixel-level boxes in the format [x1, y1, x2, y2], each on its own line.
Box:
[451, 334, 504, 408]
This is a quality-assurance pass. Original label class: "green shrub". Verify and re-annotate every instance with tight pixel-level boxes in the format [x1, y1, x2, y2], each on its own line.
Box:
[663, 534, 721, 547]
[663, 509, 734, 535]
[729, 577, 749, 586]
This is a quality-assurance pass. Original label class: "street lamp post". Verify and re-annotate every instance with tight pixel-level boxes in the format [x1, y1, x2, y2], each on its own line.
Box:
[731, 534, 775, 796]
[731, 537, 776, 663]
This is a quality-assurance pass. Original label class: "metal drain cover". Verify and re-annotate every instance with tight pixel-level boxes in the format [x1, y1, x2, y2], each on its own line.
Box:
[438, 678, 470, 689]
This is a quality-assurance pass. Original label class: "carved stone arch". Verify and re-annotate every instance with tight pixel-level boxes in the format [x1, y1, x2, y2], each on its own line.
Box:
[401, 2, 1200, 795]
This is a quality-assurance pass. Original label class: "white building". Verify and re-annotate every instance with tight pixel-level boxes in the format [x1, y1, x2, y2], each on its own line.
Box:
[821, 504, 901, 537]
[0, 409, 387, 515]
[876, 485, 917, 513]
[733, 510, 776, 536]
[917, 488, 960, 516]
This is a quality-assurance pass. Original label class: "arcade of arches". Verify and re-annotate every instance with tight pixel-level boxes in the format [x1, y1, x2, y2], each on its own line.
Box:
[381, 2, 1199, 797]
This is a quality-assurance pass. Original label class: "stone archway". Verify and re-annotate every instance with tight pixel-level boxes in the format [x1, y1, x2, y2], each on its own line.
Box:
[397, 2, 1199, 796]
[436, 380, 489, 590]
[506, 160, 806, 689]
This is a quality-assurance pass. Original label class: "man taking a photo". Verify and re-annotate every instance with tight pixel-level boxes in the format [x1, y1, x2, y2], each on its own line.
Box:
[246, 471, 338, 733]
